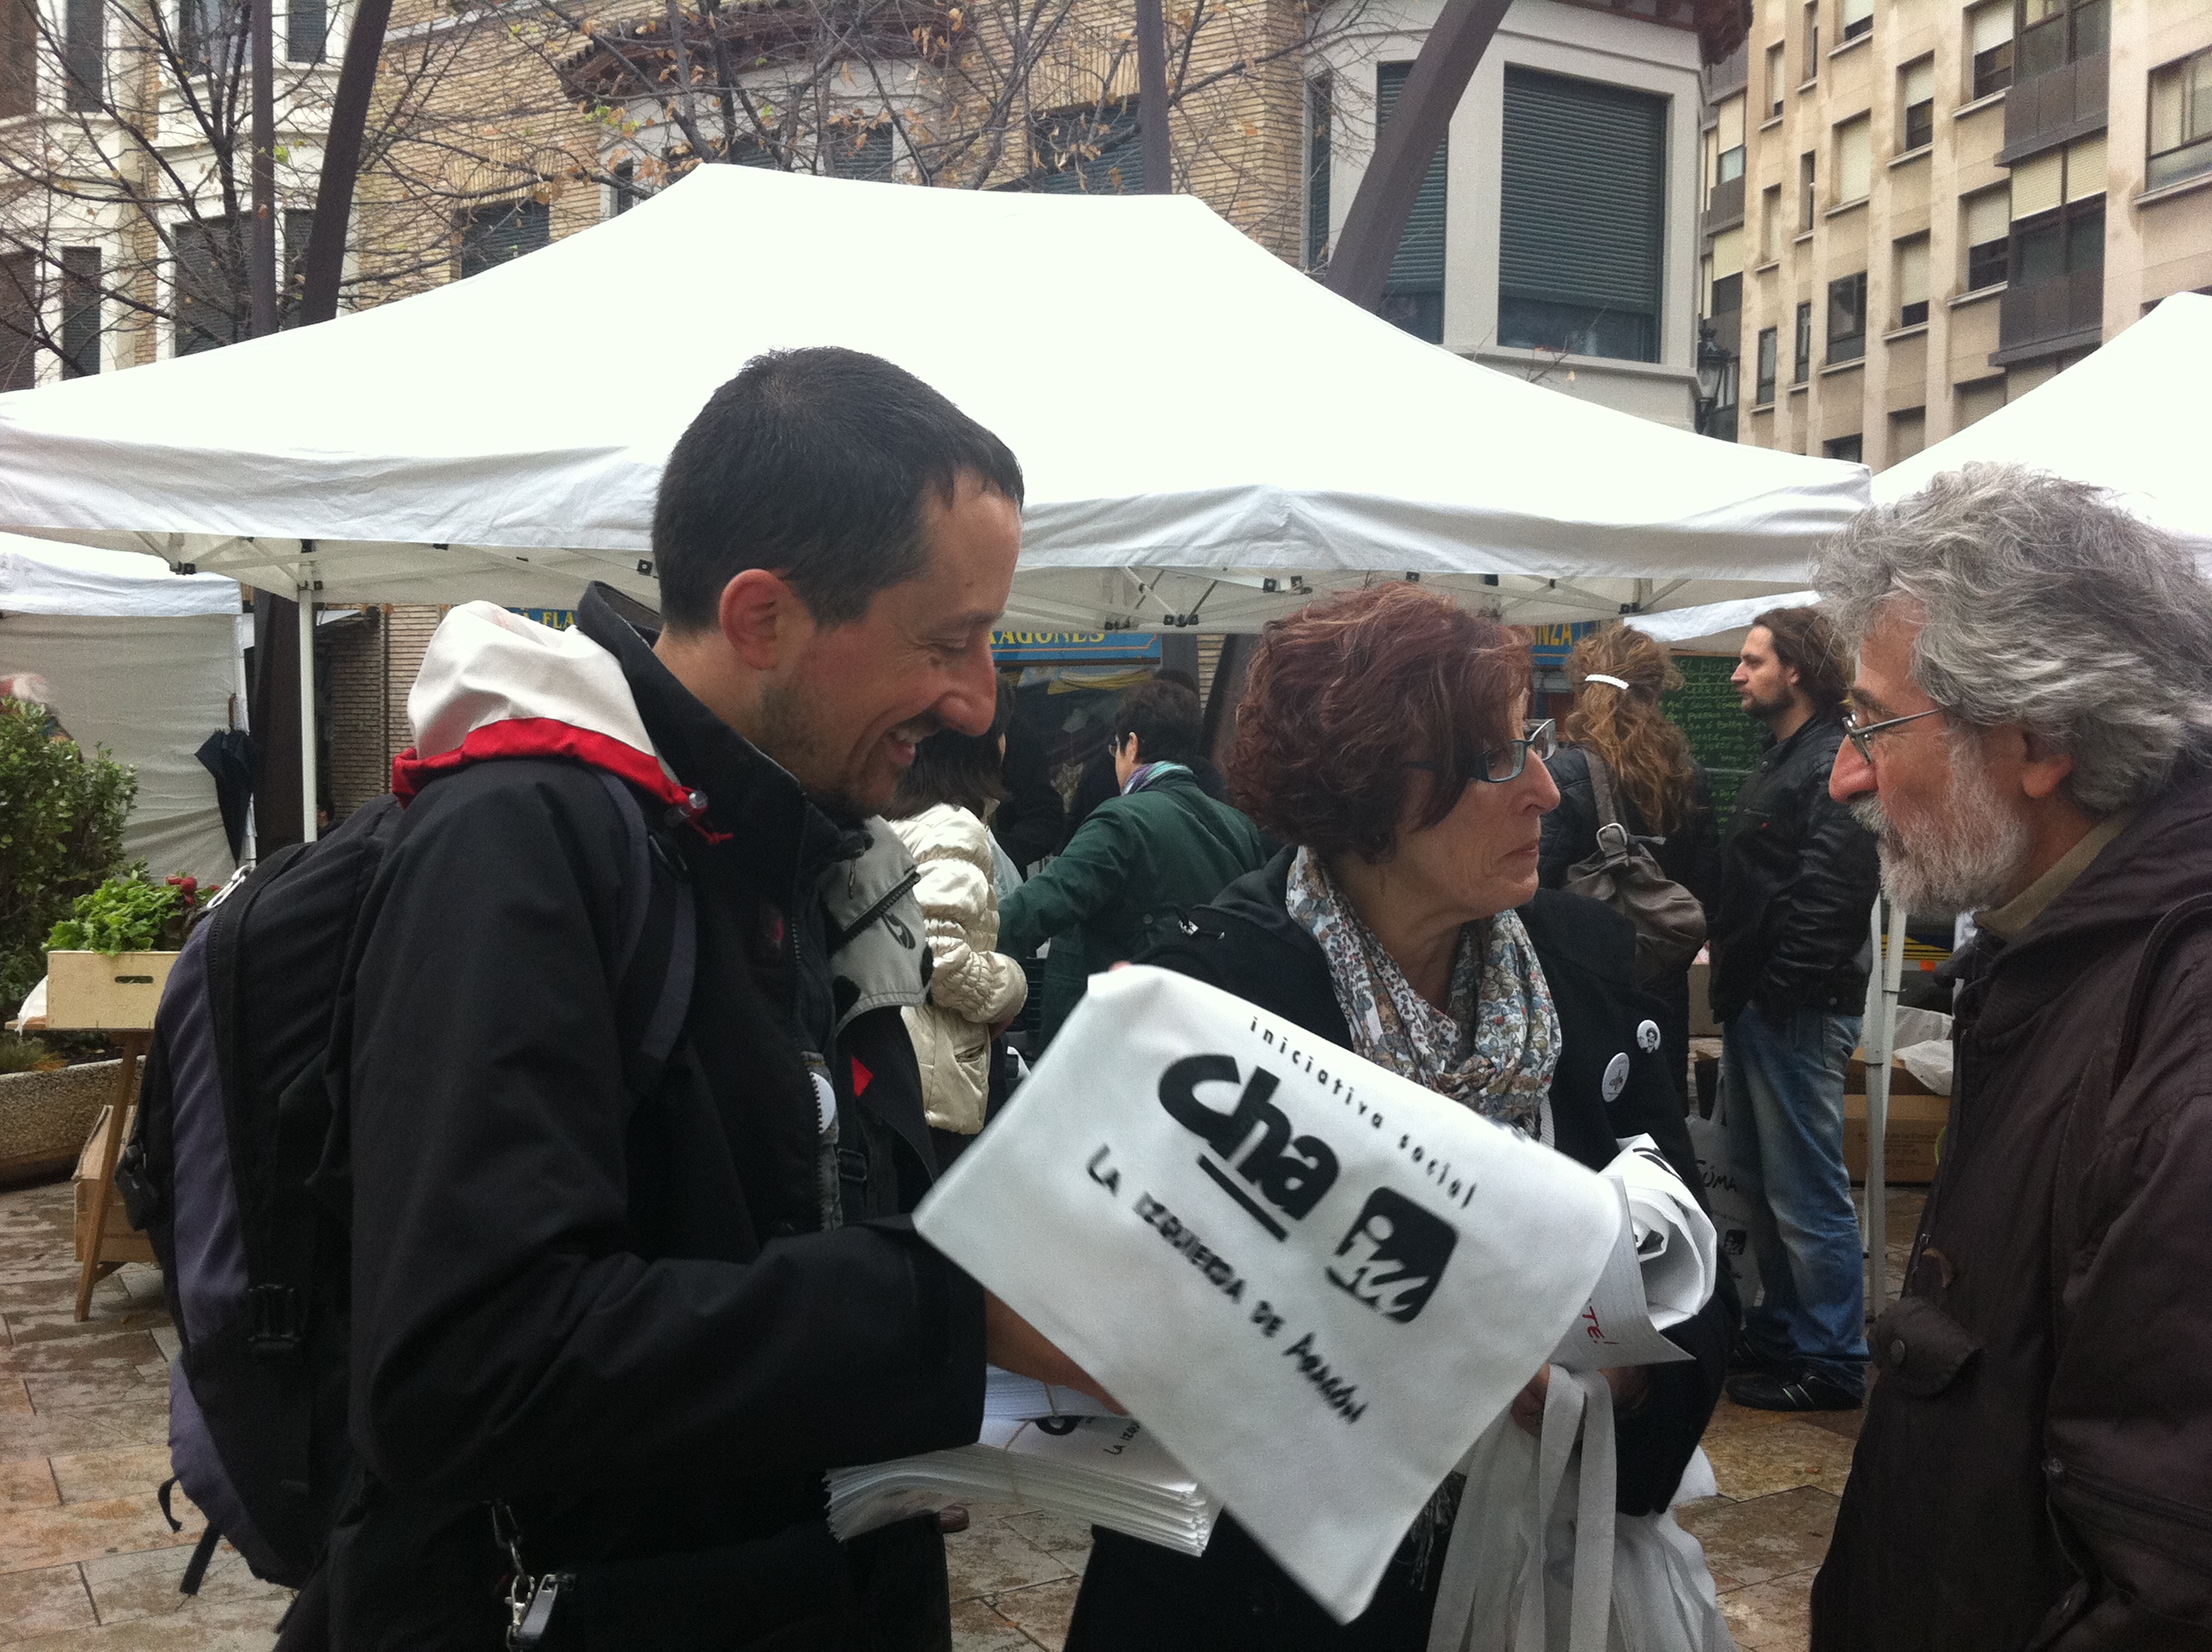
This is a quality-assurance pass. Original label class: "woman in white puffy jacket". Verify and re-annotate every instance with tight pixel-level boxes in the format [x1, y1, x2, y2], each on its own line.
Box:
[886, 688, 1029, 1148]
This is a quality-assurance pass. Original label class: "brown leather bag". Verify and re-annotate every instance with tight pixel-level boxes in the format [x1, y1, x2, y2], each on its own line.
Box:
[1561, 752, 1708, 988]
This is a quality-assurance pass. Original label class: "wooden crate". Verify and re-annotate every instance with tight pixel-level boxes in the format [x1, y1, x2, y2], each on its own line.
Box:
[73, 1105, 156, 1266]
[44, 951, 180, 1032]
[1844, 1092, 1949, 1186]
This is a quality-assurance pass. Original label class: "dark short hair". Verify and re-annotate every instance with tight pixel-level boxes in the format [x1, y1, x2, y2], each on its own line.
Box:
[653, 347, 1026, 631]
[889, 679, 1015, 821]
[1229, 584, 1527, 863]
[1753, 605, 1850, 712]
[1113, 678, 1203, 767]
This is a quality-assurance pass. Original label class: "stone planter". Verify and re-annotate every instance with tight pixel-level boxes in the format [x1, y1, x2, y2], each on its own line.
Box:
[0, 1061, 119, 1186]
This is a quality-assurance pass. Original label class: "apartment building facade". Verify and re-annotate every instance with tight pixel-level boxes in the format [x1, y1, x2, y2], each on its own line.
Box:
[1700, 0, 2212, 468]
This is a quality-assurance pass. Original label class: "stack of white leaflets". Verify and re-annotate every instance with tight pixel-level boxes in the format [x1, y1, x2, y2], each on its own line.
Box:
[826, 1379, 1221, 1556]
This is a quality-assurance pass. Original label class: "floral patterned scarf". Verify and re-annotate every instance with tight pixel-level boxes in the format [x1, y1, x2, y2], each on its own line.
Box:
[1285, 846, 1560, 1138]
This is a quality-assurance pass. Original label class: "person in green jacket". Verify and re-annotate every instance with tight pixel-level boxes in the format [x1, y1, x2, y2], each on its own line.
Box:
[999, 676, 1268, 1044]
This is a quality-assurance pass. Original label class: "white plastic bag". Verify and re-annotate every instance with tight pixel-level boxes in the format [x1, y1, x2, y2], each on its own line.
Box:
[1427, 1381, 1737, 1652]
[915, 965, 1624, 1623]
[1684, 1096, 1760, 1312]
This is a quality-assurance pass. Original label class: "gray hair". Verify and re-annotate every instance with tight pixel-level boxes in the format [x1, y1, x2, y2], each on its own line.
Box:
[1815, 462, 2212, 817]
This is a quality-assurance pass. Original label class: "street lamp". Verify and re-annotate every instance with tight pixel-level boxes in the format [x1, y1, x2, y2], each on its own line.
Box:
[1693, 321, 1737, 439]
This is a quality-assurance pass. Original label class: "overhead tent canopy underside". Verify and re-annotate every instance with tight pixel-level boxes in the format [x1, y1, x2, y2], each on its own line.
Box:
[0, 167, 1867, 630]
[23, 525, 1816, 634]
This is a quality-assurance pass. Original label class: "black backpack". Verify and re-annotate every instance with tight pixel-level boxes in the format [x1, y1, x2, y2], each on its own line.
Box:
[116, 766, 696, 1591]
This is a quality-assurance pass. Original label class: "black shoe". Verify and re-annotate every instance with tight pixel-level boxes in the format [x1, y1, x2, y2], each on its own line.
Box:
[1726, 1368, 1864, 1412]
[1726, 1336, 1787, 1377]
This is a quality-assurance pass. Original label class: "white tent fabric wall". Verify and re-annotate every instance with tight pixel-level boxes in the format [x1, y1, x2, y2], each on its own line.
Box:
[1875, 292, 2212, 559]
[0, 535, 243, 885]
[0, 613, 241, 885]
[0, 167, 1868, 626]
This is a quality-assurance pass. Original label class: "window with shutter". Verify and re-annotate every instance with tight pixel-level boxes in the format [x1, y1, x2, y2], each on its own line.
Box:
[1375, 62, 1445, 342]
[1895, 234, 1930, 326]
[286, 0, 323, 63]
[0, 0, 33, 121]
[280, 207, 312, 325]
[60, 246, 99, 377]
[1827, 270, 1867, 361]
[829, 121, 895, 180]
[2149, 49, 2212, 190]
[1767, 43, 1787, 118]
[172, 216, 242, 355]
[1969, 2, 2013, 97]
[1031, 102, 1144, 195]
[1755, 327, 1778, 404]
[1835, 114, 1871, 202]
[1841, 0, 1872, 42]
[1792, 299, 1812, 381]
[1900, 56, 1935, 152]
[457, 201, 550, 279]
[1306, 75, 1331, 270]
[1964, 184, 2011, 288]
[0, 252, 36, 391]
[1760, 184, 1782, 262]
[65, 0, 102, 110]
[1497, 66, 1663, 363]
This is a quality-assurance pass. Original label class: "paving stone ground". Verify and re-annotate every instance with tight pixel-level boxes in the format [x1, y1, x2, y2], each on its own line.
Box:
[0, 1174, 1921, 1651]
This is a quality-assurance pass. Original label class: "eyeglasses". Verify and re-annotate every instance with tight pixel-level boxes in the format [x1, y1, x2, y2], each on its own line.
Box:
[1406, 719, 1560, 786]
[1842, 706, 1942, 764]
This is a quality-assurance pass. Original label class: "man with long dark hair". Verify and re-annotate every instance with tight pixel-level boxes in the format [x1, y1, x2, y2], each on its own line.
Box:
[1709, 606, 1880, 1411]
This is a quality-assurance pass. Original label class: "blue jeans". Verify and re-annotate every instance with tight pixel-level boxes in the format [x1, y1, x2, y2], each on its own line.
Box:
[1720, 1005, 1868, 1390]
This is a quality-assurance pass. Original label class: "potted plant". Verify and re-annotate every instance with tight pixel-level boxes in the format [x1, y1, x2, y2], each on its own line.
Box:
[44, 873, 198, 1031]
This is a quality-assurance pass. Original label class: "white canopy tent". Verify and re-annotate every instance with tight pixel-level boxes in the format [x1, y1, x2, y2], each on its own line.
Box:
[0, 535, 244, 882]
[0, 166, 1866, 635]
[1877, 292, 2212, 556]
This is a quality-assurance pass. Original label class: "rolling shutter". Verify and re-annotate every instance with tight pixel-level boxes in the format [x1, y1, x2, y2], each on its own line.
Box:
[1499, 67, 1663, 320]
[1377, 63, 1445, 294]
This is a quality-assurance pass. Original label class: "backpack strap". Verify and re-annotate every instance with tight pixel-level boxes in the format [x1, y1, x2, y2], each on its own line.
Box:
[593, 771, 698, 1102]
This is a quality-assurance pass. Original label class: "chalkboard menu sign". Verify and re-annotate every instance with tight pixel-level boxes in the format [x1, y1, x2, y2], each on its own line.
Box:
[1664, 654, 1766, 821]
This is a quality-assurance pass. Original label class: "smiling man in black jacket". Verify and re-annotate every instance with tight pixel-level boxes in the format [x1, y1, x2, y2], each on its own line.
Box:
[323, 349, 1100, 1650]
[1708, 607, 1881, 1413]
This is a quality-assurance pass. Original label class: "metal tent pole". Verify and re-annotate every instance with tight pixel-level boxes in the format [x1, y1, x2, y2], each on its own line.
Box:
[1860, 896, 1908, 1314]
[296, 585, 317, 842]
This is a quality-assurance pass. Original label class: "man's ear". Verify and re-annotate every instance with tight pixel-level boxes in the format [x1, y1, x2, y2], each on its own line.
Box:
[717, 568, 806, 672]
[2017, 727, 2077, 802]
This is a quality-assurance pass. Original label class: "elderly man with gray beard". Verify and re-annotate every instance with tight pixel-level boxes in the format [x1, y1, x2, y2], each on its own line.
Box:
[1809, 462, 2212, 1652]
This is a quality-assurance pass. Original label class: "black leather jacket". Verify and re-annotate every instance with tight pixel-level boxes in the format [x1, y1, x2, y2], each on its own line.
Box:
[1707, 707, 1881, 1024]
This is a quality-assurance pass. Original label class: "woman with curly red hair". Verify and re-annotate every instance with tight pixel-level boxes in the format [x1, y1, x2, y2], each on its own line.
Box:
[1063, 583, 1736, 1652]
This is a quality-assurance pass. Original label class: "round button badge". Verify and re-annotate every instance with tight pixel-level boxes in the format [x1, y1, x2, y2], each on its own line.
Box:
[1636, 1019, 1662, 1054]
[1602, 1052, 1631, 1102]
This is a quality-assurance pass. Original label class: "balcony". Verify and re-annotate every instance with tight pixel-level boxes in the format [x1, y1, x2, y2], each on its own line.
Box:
[1993, 268, 2103, 364]
[1998, 53, 2108, 165]
[1704, 173, 1746, 231]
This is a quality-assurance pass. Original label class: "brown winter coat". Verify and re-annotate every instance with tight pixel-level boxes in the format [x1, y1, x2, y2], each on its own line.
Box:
[1813, 763, 2212, 1651]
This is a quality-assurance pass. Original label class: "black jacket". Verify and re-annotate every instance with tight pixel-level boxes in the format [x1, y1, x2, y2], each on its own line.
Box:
[1538, 745, 1723, 913]
[1067, 853, 1736, 1651]
[328, 588, 986, 1649]
[1707, 708, 1880, 1025]
[992, 711, 1067, 872]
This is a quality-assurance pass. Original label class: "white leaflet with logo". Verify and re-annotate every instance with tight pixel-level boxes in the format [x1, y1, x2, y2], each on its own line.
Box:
[914, 965, 1622, 1624]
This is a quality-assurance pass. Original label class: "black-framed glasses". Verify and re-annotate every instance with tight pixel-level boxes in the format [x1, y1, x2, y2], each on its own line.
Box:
[1842, 706, 1942, 764]
[1406, 719, 1559, 786]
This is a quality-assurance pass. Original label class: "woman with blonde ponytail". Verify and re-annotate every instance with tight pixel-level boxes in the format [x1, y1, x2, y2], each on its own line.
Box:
[1540, 626, 1721, 1102]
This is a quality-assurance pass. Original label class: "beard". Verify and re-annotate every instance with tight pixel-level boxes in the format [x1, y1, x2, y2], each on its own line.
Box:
[1848, 742, 2032, 916]
[754, 678, 940, 821]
